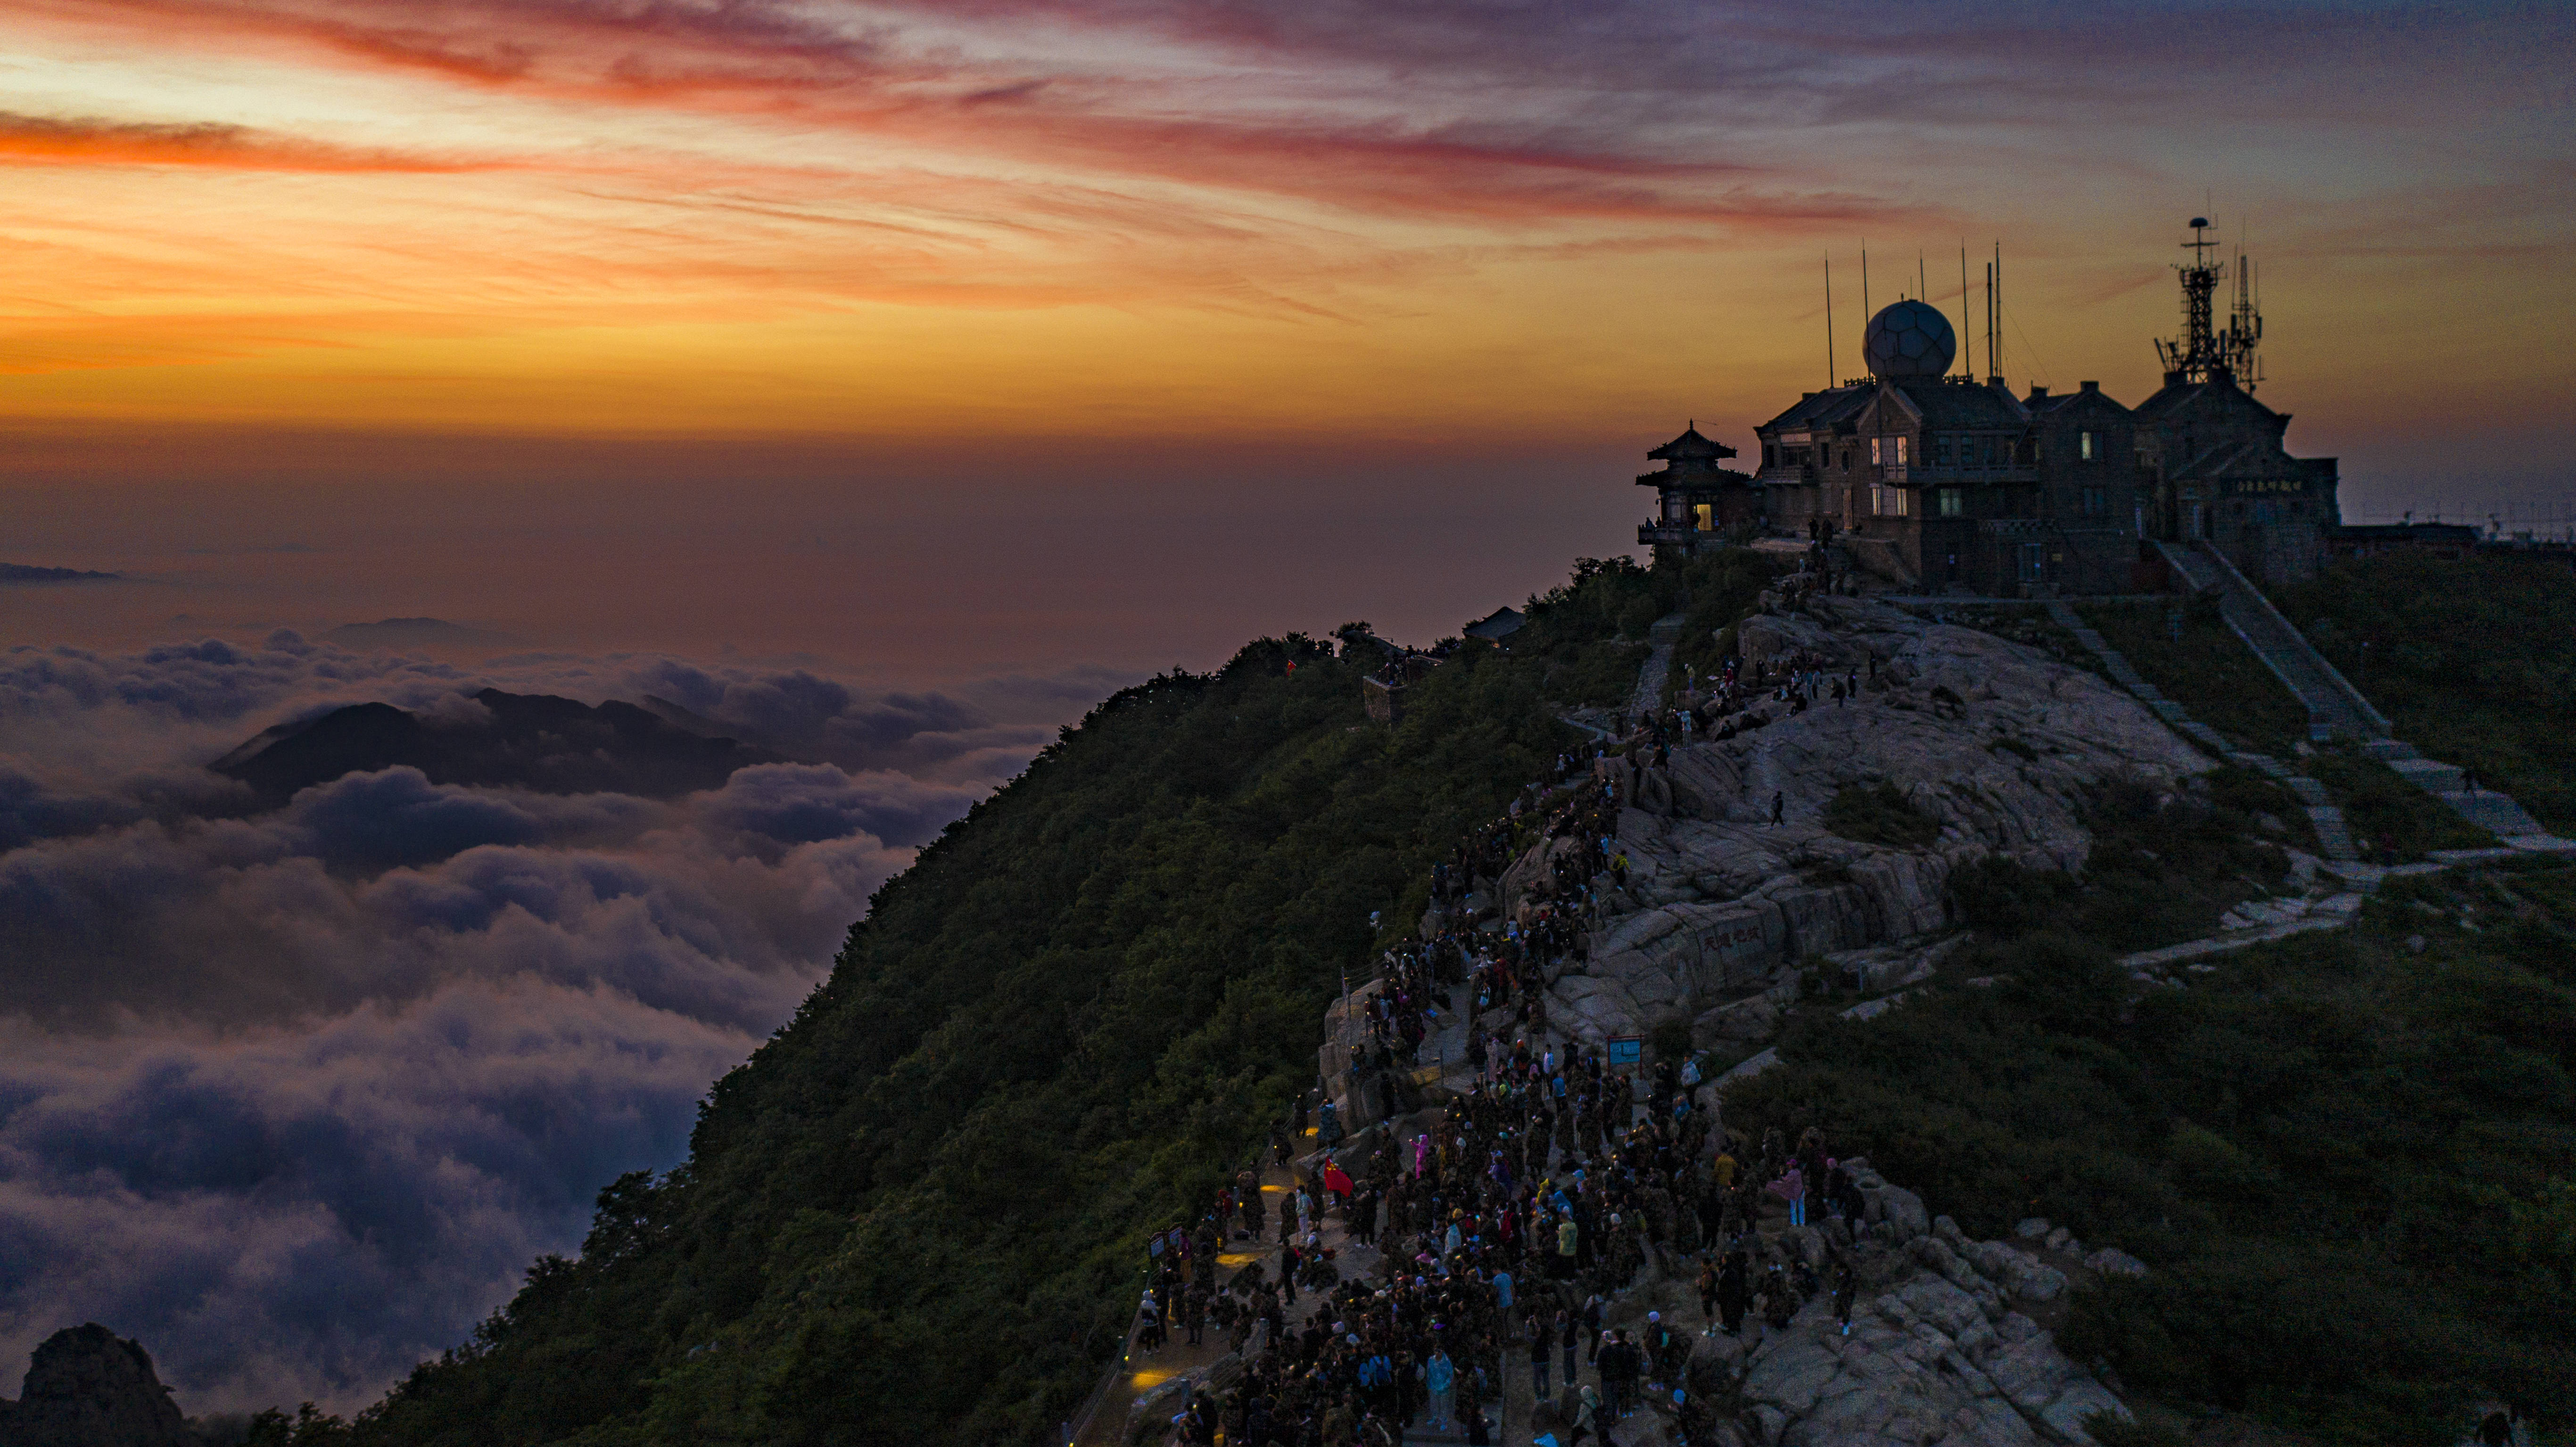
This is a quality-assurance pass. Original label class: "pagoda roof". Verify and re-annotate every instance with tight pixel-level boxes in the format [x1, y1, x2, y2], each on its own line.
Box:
[1648, 424, 1736, 461]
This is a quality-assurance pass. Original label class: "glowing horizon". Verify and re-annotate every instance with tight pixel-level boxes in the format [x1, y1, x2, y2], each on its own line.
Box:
[1, 0, 2566, 485]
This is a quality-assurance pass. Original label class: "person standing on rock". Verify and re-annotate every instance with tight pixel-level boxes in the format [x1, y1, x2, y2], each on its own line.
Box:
[1602, 1328, 1640, 1420]
[1422, 1342, 1456, 1433]
[1566, 1384, 1602, 1447]
[1832, 1258, 1859, 1337]
[1529, 1310, 1556, 1401]
[1771, 1160, 1806, 1227]
[1717, 1247, 1750, 1337]
[1768, 791, 1784, 826]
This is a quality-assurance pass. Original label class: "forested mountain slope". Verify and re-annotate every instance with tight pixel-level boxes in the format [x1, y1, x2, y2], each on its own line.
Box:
[344, 562, 1670, 1447]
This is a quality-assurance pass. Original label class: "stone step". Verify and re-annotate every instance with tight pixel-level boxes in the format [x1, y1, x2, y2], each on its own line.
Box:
[2364, 739, 2419, 762]
[2386, 756, 2464, 794]
[2229, 752, 2294, 779]
[2281, 776, 2328, 806]
[2125, 684, 2165, 702]
[2149, 701, 2189, 722]
[2179, 722, 2230, 750]
[2449, 790, 2548, 839]
[2306, 805, 2359, 861]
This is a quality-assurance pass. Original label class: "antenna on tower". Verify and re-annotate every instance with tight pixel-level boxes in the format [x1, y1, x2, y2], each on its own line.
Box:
[2155, 214, 2258, 387]
[1987, 242, 2004, 386]
[1959, 244, 1972, 381]
[1824, 253, 1835, 387]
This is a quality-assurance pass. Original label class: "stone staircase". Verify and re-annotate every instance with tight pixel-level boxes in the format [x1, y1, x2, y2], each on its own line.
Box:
[2047, 600, 2353, 861]
[1632, 612, 1687, 715]
[2364, 740, 2551, 839]
[2163, 541, 2390, 740]
[2047, 606, 2238, 755]
[2123, 547, 2561, 848]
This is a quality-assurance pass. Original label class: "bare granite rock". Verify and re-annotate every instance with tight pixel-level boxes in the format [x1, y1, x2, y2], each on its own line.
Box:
[1731, 1258, 2130, 1447]
[1540, 600, 2207, 1044]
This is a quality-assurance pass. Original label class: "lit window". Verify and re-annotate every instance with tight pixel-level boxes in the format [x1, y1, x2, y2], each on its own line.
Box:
[1694, 503, 1714, 531]
[1869, 485, 1883, 515]
[1870, 438, 1883, 466]
[1896, 436, 1909, 465]
[1896, 489, 1912, 518]
[2081, 430, 2096, 460]
[1938, 488, 1963, 518]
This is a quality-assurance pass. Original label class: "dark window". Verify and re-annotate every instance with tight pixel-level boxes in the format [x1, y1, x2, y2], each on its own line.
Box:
[1763, 444, 1776, 469]
[2081, 486, 2106, 517]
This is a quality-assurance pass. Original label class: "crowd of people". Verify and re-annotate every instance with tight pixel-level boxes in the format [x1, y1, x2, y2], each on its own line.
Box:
[1107, 740, 1882, 1447]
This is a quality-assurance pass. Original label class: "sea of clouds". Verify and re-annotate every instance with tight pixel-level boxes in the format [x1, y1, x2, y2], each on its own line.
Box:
[0, 631, 1125, 1414]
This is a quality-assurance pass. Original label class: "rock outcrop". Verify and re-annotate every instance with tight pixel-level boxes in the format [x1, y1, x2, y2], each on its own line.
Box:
[1544, 598, 2207, 1045]
[1692, 1162, 2137, 1447]
[0, 1324, 198, 1447]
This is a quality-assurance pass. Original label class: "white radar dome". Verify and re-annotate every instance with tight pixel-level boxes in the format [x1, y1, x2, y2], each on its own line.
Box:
[1864, 300, 1957, 379]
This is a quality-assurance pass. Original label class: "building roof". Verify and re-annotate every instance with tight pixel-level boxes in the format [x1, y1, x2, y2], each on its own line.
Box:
[1884, 378, 2029, 430]
[1648, 425, 1736, 461]
[1463, 607, 1526, 641]
[2132, 375, 2285, 427]
[2023, 381, 2131, 418]
[1754, 386, 1872, 436]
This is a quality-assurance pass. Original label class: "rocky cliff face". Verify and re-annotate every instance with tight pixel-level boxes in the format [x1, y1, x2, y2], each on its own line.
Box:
[1707, 1159, 2142, 1447]
[1542, 598, 2207, 1046]
[0, 1324, 198, 1447]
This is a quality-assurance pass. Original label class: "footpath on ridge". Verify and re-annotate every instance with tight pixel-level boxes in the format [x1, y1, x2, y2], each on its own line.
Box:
[1089, 567, 2562, 1447]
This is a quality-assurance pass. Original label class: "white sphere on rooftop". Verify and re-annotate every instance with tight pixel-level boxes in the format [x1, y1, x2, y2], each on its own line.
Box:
[1864, 300, 1956, 379]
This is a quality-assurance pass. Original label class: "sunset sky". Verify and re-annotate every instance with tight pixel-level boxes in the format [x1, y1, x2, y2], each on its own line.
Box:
[1, 2, 2572, 1416]
[3, 0, 2572, 664]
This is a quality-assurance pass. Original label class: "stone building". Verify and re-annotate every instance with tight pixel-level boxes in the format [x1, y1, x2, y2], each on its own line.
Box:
[2133, 375, 2339, 584]
[1637, 224, 2339, 592]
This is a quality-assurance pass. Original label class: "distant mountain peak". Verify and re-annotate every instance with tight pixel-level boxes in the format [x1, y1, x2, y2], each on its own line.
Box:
[324, 618, 520, 650]
[211, 690, 777, 806]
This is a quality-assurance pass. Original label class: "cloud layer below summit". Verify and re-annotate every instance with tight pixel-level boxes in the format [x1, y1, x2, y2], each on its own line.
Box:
[0, 630, 1117, 1414]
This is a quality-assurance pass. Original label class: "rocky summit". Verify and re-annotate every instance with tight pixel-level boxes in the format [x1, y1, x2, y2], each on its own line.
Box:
[1534, 597, 2204, 1050]
[0, 1324, 197, 1447]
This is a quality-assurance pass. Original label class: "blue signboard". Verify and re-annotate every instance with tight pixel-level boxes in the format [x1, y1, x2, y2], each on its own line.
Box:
[1605, 1036, 1643, 1067]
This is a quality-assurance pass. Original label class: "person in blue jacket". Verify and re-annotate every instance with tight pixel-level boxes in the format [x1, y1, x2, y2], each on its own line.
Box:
[1422, 1345, 1456, 1432]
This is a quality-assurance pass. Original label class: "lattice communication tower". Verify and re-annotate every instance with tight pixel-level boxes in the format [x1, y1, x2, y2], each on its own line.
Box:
[2155, 217, 2263, 390]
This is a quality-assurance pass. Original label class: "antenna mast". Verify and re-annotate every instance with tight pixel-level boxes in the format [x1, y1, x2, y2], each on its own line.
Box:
[1959, 244, 1972, 381]
[1824, 253, 1835, 386]
[1987, 243, 2004, 386]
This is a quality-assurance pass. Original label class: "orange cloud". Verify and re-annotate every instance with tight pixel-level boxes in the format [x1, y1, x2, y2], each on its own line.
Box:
[0, 112, 491, 172]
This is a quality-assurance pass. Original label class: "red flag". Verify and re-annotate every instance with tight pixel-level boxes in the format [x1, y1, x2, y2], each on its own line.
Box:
[1323, 1163, 1353, 1196]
